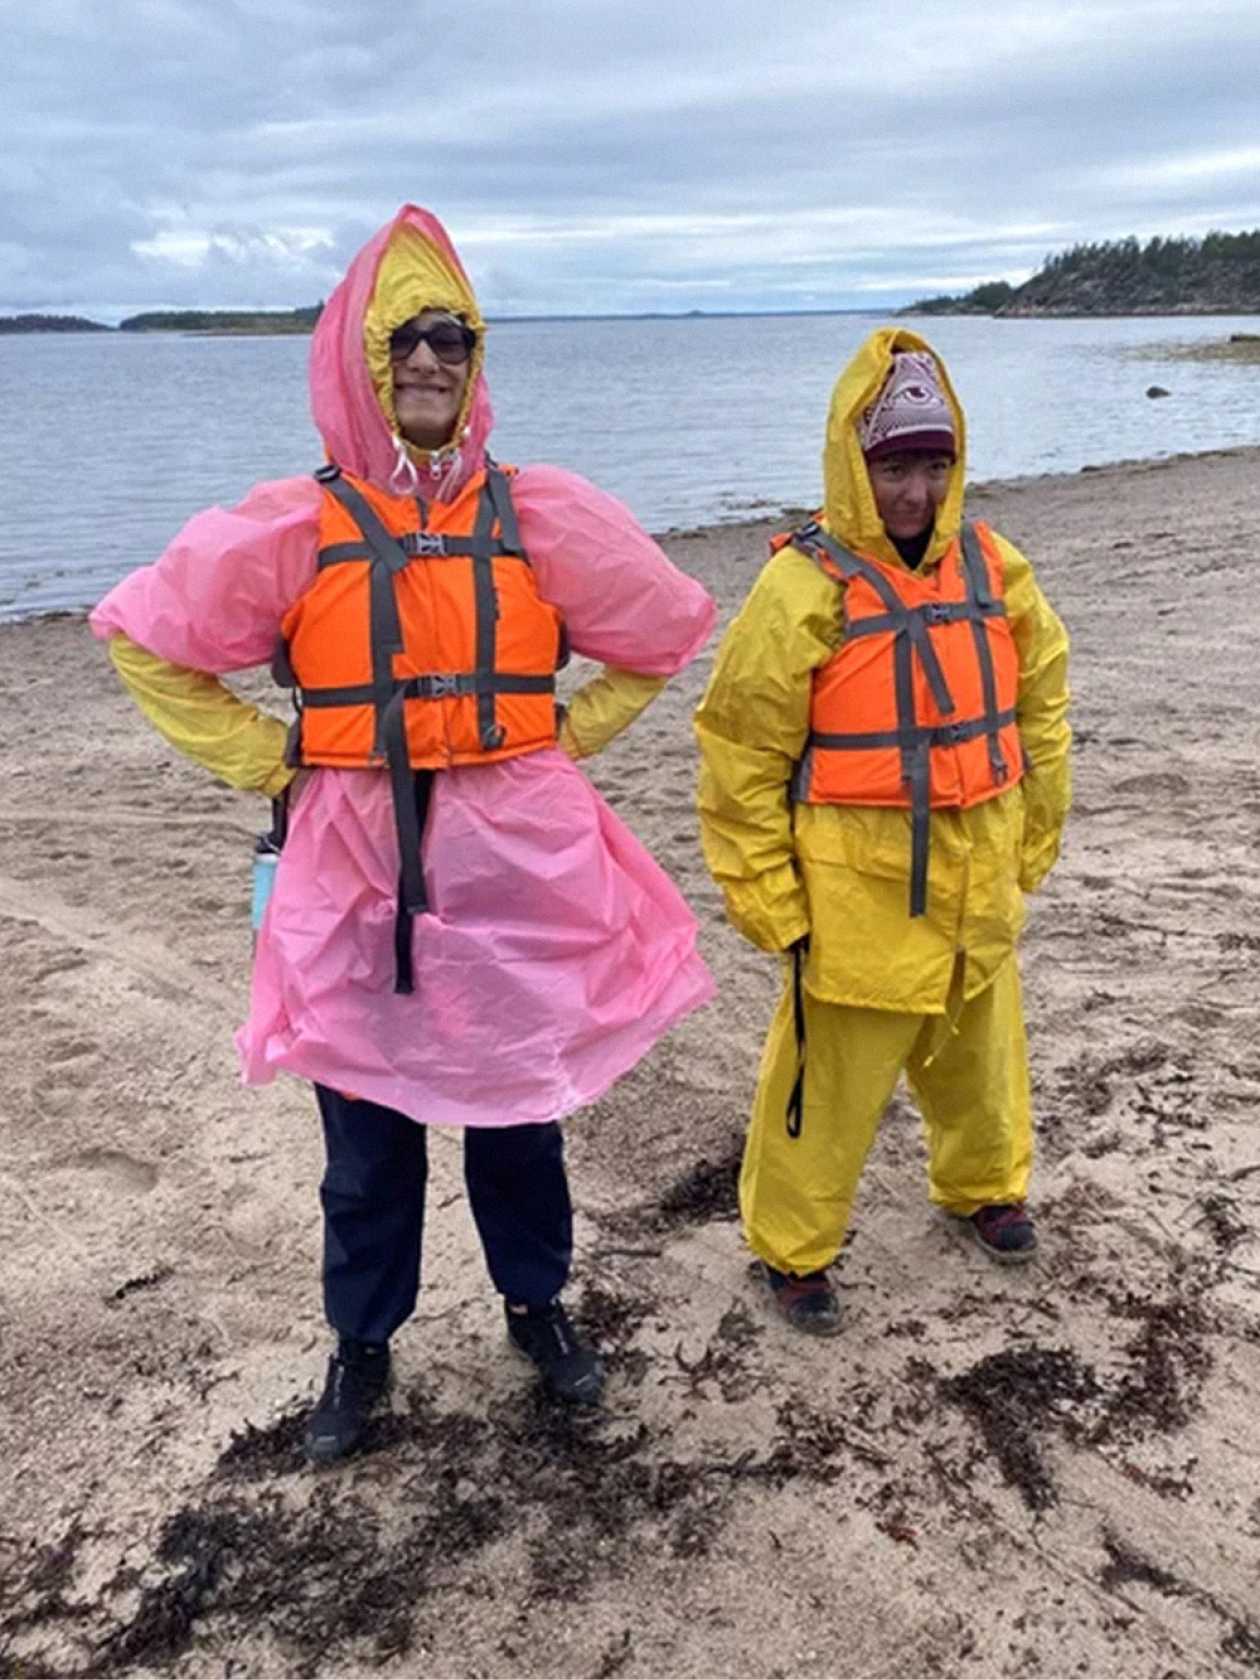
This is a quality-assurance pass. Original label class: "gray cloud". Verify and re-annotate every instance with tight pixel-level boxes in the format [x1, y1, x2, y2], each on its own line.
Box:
[1, 0, 1258, 317]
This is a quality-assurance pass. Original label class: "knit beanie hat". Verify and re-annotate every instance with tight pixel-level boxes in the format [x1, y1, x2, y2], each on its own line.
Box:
[859, 350, 956, 460]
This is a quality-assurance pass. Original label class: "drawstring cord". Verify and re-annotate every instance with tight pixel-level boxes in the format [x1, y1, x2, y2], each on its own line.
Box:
[919, 952, 968, 1070]
[388, 435, 421, 495]
[389, 430, 469, 501]
[785, 936, 809, 1138]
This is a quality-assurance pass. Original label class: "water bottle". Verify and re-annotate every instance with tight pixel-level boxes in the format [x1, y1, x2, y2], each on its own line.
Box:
[251, 834, 281, 931]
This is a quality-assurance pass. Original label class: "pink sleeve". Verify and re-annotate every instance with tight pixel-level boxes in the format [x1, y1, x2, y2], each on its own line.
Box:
[511, 465, 716, 676]
[89, 476, 324, 673]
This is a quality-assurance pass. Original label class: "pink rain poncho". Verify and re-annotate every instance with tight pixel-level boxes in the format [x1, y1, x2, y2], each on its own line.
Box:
[92, 205, 717, 1127]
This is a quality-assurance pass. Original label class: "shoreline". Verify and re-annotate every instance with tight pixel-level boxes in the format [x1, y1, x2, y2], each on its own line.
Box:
[5, 441, 1260, 628]
[905, 306, 1260, 320]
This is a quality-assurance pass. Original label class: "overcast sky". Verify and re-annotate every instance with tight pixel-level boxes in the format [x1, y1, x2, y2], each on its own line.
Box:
[3, 0, 1259, 320]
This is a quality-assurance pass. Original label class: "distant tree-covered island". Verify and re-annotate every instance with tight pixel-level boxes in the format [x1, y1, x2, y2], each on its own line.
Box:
[906, 231, 1260, 317]
[118, 305, 323, 334]
[0, 306, 324, 335]
[0, 313, 111, 333]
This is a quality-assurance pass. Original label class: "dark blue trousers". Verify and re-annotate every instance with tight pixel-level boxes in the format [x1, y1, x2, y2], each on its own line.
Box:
[315, 1084, 573, 1346]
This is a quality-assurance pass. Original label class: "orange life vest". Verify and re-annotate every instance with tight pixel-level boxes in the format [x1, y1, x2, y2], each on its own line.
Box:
[781, 517, 1025, 916]
[283, 461, 562, 770]
[276, 459, 565, 990]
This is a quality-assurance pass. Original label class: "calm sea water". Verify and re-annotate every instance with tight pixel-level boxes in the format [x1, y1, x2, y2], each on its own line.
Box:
[2, 311, 1258, 621]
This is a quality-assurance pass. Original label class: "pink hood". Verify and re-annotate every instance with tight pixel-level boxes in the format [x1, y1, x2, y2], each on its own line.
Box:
[308, 204, 494, 501]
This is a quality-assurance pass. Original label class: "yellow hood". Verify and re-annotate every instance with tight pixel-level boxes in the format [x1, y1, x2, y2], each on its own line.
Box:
[821, 327, 967, 570]
[366, 220, 488, 460]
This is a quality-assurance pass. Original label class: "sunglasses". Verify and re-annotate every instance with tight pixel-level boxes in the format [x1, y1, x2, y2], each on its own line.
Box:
[388, 317, 477, 366]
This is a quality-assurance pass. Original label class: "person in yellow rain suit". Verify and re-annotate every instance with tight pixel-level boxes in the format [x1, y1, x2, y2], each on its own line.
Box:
[695, 329, 1070, 1334]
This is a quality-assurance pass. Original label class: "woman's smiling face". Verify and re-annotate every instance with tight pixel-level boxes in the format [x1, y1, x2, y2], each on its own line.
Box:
[389, 310, 474, 450]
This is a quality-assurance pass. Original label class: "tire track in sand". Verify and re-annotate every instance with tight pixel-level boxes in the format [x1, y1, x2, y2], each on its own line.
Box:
[0, 870, 242, 1016]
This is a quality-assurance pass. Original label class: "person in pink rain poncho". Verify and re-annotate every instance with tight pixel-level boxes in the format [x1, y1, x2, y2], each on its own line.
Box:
[92, 205, 717, 1461]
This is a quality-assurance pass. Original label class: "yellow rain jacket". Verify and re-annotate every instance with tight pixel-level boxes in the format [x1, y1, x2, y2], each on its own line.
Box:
[695, 328, 1071, 1014]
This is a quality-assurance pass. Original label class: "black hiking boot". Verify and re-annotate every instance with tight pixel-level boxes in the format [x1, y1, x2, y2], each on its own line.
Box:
[506, 1300, 604, 1405]
[968, 1202, 1038, 1264]
[304, 1338, 392, 1464]
[757, 1261, 843, 1336]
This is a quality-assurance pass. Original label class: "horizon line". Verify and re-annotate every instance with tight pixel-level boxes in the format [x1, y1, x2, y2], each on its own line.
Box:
[0, 303, 905, 330]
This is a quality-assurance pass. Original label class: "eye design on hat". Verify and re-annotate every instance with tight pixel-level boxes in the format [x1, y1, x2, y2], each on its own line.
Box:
[894, 379, 939, 408]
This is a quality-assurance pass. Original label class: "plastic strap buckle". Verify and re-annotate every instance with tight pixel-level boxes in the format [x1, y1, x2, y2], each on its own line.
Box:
[411, 532, 448, 557]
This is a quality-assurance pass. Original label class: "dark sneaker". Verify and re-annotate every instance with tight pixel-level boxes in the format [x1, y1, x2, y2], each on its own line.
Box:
[506, 1301, 604, 1405]
[969, 1203, 1038, 1265]
[304, 1339, 392, 1464]
[758, 1261, 842, 1336]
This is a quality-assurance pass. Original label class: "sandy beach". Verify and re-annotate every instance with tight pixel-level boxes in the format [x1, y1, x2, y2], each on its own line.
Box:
[2, 446, 1260, 1679]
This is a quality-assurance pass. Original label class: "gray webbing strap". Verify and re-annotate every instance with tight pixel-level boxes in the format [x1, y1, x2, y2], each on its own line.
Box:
[908, 744, 932, 918]
[797, 527, 956, 718]
[470, 482, 505, 751]
[846, 601, 975, 635]
[271, 606, 301, 766]
[800, 526, 902, 613]
[299, 682, 380, 709]
[453, 672, 551, 692]
[789, 747, 814, 803]
[316, 541, 374, 568]
[486, 464, 525, 557]
[283, 713, 303, 769]
[890, 602, 931, 915]
[271, 638, 296, 687]
[906, 615, 955, 718]
[318, 532, 522, 568]
[300, 672, 555, 710]
[381, 689, 427, 920]
[959, 520, 994, 608]
[322, 476, 411, 577]
[960, 522, 1010, 785]
[808, 709, 1017, 754]
[320, 475, 408, 753]
[391, 770, 433, 994]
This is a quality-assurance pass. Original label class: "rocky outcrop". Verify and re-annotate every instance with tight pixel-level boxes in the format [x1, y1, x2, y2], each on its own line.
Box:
[906, 232, 1260, 317]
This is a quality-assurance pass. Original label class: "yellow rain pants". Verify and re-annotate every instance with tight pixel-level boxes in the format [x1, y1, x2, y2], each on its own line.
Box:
[742, 954, 1031, 1276]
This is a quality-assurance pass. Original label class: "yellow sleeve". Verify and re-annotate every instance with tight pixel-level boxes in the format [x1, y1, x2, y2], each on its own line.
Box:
[996, 536, 1072, 891]
[108, 634, 294, 797]
[558, 666, 667, 760]
[694, 548, 839, 951]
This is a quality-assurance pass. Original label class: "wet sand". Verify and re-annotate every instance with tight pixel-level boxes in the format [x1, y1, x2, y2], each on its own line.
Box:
[2, 447, 1259, 1678]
